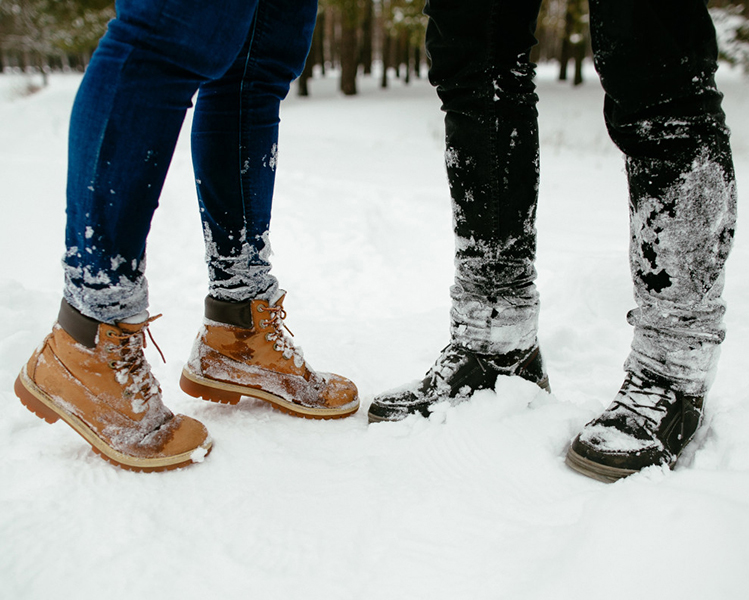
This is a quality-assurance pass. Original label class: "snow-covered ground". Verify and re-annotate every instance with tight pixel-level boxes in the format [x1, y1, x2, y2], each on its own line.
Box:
[1, 63, 748, 599]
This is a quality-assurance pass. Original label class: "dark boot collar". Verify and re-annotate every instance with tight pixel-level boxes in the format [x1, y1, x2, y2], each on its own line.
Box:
[204, 296, 255, 329]
[58, 299, 101, 348]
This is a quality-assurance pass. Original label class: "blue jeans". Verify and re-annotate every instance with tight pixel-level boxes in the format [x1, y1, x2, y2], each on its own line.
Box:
[63, 0, 317, 323]
[426, 0, 736, 394]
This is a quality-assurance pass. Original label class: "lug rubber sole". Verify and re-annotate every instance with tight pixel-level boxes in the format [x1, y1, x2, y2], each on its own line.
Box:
[180, 367, 359, 420]
[367, 403, 428, 424]
[15, 371, 211, 472]
[564, 445, 637, 483]
[367, 412, 396, 424]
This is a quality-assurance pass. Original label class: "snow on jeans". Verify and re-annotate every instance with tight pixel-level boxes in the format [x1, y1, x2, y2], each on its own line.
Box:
[425, 0, 736, 394]
[63, 0, 317, 323]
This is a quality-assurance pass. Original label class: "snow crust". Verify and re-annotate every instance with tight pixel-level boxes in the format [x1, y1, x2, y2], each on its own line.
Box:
[203, 224, 279, 304]
[1, 64, 748, 599]
[63, 246, 150, 323]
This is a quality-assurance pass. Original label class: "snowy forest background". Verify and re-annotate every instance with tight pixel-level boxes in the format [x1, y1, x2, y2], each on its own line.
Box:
[3, 0, 749, 93]
[2, 2, 749, 600]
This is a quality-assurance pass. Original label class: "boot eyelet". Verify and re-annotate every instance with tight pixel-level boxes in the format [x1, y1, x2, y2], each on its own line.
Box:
[105, 330, 115, 338]
[257, 306, 265, 313]
[273, 343, 282, 352]
[260, 320, 269, 328]
[108, 360, 117, 369]
[123, 389, 132, 398]
[265, 333, 273, 341]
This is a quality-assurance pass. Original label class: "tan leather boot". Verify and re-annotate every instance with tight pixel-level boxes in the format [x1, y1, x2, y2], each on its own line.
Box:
[15, 300, 212, 472]
[180, 294, 359, 419]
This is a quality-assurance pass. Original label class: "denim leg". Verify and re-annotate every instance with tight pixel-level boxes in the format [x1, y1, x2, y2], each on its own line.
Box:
[191, 0, 317, 303]
[425, 0, 543, 354]
[589, 0, 737, 394]
[63, 0, 257, 323]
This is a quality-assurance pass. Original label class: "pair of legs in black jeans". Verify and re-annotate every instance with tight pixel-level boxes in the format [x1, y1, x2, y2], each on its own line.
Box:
[370, 0, 736, 482]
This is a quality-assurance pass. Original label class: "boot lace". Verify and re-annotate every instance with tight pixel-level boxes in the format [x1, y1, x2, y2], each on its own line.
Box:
[105, 315, 165, 412]
[429, 345, 466, 381]
[258, 305, 305, 368]
[610, 375, 674, 432]
[420, 344, 480, 399]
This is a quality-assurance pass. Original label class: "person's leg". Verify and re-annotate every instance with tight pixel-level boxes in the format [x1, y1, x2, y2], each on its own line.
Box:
[64, 0, 257, 323]
[567, 0, 737, 482]
[430, 0, 544, 356]
[180, 0, 359, 419]
[16, 0, 259, 470]
[190, 0, 319, 303]
[369, 0, 549, 423]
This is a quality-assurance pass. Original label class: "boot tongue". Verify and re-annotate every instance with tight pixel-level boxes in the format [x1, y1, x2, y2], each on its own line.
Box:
[117, 311, 150, 333]
[119, 310, 149, 324]
[269, 289, 287, 308]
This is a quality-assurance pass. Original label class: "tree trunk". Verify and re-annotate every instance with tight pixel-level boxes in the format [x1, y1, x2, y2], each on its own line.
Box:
[381, 31, 390, 88]
[558, 1, 574, 81]
[329, 9, 339, 72]
[558, 0, 586, 85]
[393, 34, 401, 79]
[573, 40, 584, 86]
[339, 1, 358, 95]
[401, 29, 411, 84]
[298, 9, 324, 96]
[360, 0, 373, 75]
[312, 8, 326, 76]
[298, 50, 313, 96]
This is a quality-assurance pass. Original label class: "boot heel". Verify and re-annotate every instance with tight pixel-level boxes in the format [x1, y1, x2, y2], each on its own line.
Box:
[179, 372, 242, 405]
[15, 375, 60, 424]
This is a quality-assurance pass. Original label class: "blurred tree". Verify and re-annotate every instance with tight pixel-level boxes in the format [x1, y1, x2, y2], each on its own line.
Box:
[5, 0, 746, 94]
[710, 0, 749, 16]
[709, 0, 749, 71]
[338, 0, 359, 95]
[534, 0, 589, 85]
[299, 0, 426, 95]
[558, 0, 587, 85]
[388, 0, 426, 85]
[360, 0, 373, 75]
[0, 0, 114, 80]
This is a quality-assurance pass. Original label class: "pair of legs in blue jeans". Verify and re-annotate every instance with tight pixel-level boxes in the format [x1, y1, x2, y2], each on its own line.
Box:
[14, 0, 359, 472]
[63, 0, 316, 323]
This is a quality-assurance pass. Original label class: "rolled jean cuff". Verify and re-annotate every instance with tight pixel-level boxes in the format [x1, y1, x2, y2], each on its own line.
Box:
[62, 264, 149, 324]
[450, 284, 539, 355]
[624, 345, 720, 396]
[624, 318, 725, 395]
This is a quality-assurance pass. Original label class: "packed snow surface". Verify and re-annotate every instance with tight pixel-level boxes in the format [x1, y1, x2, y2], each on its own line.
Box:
[1, 64, 748, 599]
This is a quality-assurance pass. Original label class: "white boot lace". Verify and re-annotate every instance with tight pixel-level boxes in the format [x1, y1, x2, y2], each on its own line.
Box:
[258, 305, 305, 368]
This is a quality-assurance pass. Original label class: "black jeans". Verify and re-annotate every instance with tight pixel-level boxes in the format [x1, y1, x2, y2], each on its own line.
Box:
[425, 0, 736, 394]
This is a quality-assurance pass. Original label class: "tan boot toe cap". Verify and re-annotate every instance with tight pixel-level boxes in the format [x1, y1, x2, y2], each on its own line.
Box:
[321, 374, 359, 409]
[147, 414, 212, 460]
